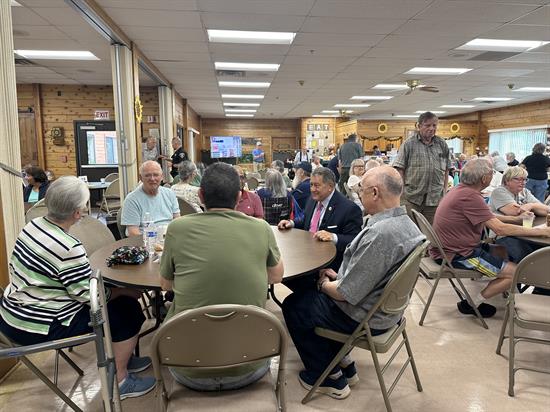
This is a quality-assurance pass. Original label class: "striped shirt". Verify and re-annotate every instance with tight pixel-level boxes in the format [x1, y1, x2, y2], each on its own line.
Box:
[0, 217, 91, 335]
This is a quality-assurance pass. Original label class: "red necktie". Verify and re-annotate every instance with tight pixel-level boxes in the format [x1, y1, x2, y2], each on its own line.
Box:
[309, 202, 323, 233]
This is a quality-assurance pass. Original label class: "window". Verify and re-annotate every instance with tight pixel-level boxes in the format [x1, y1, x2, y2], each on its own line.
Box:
[446, 138, 463, 154]
[489, 127, 547, 162]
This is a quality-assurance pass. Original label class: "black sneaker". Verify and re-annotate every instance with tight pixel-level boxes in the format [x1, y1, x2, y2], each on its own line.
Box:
[298, 370, 351, 400]
[340, 362, 359, 386]
[457, 299, 496, 318]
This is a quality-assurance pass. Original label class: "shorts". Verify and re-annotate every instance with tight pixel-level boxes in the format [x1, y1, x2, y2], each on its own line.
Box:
[452, 247, 506, 278]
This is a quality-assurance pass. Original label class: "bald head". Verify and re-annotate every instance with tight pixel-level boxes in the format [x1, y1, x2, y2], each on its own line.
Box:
[360, 166, 403, 214]
[139, 160, 163, 195]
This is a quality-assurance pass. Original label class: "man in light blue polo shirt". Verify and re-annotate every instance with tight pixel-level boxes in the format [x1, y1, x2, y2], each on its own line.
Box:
[122, 161, 180, 236]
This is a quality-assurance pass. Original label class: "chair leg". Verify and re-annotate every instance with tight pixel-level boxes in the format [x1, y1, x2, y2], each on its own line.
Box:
[419, 276, 441, 326]
[508, 309, 515, 397]
[20, 356, 83, 412]
[496, 305, 510, 355]
[402, 329, 422, 392]
[369, 342, 392, 412]
[454, 277, 489, 329]
[58, 349, 85, 376]
[276, 368, 287, 412]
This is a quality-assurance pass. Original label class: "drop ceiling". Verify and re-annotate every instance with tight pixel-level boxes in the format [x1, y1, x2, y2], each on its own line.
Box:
[11, 0, 550, 119]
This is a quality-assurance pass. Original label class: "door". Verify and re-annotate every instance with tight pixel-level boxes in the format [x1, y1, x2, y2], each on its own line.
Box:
[18, 112, 37, 167]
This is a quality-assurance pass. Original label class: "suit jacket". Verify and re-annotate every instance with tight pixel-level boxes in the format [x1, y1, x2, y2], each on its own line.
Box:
[291, 178, 311, 211]
[296, 190, 362, 270]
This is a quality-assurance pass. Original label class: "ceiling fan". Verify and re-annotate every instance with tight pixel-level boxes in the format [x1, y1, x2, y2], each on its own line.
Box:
[405, 79, 439, 95]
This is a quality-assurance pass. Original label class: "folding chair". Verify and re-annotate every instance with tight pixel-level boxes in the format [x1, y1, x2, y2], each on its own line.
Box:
[69, 216, 115, 256]
[0, 270, 120, 412]
[104, 173, 119, 183]
[302, 242, 428, 412]
[25, 199, 48, 223]
[496, 246, 550, 396]
[247, 177, 259, 190]
[411, 210, 488, 329]
[96, 178, 121, 217]
[177, 196, 198, 216]
[151, 304, 288, 412]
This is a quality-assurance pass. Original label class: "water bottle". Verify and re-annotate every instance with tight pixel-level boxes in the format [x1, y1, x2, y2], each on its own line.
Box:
[453, 171, 460, 186]
[142, 212, 157, 255]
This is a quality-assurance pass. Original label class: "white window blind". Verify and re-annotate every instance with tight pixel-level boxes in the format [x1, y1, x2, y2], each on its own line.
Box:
[446, 138, 463, 154]
[488, 128, 547, 162]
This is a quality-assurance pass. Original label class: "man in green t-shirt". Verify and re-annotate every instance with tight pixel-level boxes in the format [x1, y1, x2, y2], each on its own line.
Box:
[159, 162, 284, 391]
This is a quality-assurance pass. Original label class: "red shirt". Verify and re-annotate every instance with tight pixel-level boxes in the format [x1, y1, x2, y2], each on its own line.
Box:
[236, 190, 264, 218]
[430, 184, 494, 260]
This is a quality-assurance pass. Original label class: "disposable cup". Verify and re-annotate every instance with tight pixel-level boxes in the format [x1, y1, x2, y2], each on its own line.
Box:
[522, 214, 534, 228]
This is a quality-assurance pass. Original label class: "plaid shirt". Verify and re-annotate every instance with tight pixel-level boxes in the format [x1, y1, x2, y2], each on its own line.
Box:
[393, 133, 451, 206]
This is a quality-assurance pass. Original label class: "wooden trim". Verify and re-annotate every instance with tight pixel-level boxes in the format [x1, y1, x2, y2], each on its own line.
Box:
[131, 44, 142, 167]
[133, 45, 171, 87]
[32, 83, 46, 169]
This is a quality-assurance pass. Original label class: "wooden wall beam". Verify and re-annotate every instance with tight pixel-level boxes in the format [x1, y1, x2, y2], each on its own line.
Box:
[32, 83, 46, 169]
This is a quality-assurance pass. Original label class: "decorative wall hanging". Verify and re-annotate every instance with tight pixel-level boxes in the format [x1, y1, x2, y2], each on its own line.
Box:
[51, 127, 65, 146]
[134, 96, 143, 123]
[377, 123, 388, 134]
[450, 122, 460, 133]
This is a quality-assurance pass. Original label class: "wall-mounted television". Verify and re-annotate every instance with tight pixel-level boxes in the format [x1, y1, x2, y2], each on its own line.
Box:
[210, 136, 242, 158]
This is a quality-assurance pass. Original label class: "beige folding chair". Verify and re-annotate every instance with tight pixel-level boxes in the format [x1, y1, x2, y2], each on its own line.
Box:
[103, 172, 119, 183]
[258, 169, 267, 180]
[0, 271, 120, 412]
[25, 199, 48, 223]
[302, 242, 428, 412]
[69, 216, 115, 256]
[411, 210, 488, 329]
[177, 196, 198, 216]
[96, 178, 121, 217]
[115, 208, 127, 239]
[151, 304, 288, 412]
[496, 246, 550, 396]
[343, 182, 354, 200]
[247, 176, 259, 190]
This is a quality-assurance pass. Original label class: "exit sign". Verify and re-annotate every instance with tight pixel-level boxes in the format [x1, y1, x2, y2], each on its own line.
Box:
[94, 110, 110, 120]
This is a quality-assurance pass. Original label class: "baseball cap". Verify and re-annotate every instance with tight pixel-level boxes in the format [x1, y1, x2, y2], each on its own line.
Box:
[295, 161, 312, 174]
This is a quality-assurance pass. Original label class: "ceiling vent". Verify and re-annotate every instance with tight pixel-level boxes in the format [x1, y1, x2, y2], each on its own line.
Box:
[216, 69, 246, 78]
[467, 51, 521, 61]
[14, 58, 36, 66]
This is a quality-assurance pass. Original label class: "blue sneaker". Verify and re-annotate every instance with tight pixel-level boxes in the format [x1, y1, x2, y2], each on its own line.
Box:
[119, 374, 156, 400]
[127, 355, 152, 373]
[340, 362, 359, 386]
[298, 370, 350, 400]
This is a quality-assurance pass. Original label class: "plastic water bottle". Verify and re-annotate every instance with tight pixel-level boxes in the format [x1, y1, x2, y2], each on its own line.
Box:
[142, 212, 157, 254]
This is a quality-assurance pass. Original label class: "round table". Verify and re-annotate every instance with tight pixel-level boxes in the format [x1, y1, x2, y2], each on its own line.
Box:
[517, 216, 550, 246]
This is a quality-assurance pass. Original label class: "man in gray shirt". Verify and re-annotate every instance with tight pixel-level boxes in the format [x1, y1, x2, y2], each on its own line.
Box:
[337, 133, 363, 193]
[282, 166, 425, 400]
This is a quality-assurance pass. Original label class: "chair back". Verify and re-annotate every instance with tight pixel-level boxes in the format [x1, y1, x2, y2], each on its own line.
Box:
[151, 304, 288, 372]
[247, 177, 259, 190]
[512, 246, 550, 290]
[343, 183, 354, 199]
[116, 209, 127, 239]
[411, 209, 452, 266]
[104, 179, 120, 198]
[248, 172, 261, 181]
[69, 216, 115, 256]
[104, 173, 119, 183]
[258, 169, 267, 179]
[377, 242, 428, 315]
[25, 199, 48, 223]
[177, 197, 197, 216]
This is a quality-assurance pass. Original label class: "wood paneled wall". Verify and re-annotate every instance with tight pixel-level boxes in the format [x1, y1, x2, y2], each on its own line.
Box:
[335, 119, 357, 146]
[201, 118, 300, 167]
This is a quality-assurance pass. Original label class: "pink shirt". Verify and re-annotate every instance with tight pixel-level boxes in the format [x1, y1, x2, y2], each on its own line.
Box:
[236, 190, 264, 218]
[430, 184, 494, 260]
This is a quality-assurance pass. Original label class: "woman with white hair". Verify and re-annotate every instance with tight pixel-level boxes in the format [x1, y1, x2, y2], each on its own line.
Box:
[172, 160, 202, 213]
[256, 169, 295, 225]
[0, 176, 155, 399]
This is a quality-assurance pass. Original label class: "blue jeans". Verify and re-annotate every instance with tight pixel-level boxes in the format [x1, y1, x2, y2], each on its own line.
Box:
[282, 289, 387, 379]
[526, 178, 548, 202]
[495, 237, 543, 263]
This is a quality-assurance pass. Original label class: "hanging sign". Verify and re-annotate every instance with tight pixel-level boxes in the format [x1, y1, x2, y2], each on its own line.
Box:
[94, 110, 110, 120]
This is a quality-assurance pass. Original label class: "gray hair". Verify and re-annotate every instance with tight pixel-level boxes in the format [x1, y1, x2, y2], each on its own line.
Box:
[378, 167, 403, 197]
[311, 167, 336, 186]
[178, 160, 197, 182]
[350, 158, 365, 169]
[139, 160, 162, 176]
[172, 137, 181, 144]
[532, 142, 545, 154]
[506, 152, 516, 160]
[270, 160, 285, 173]
[264, 169, 287, 198]
[460, 158, 493, 185]
[502, 166, 527, 185]
[365, 159, 380, 171]
[45, 176, 89, 221]
[490, 151, 500, 157]
[417, 111, 438, 125]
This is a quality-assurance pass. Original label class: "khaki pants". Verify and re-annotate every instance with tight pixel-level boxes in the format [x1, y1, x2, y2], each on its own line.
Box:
[402, 198, 438, 225]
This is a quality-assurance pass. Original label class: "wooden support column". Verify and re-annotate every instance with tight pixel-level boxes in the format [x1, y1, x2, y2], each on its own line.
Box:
[158, 85, 173, 180]
[0, 0, 23, 377]
[111, 43, 138, 198]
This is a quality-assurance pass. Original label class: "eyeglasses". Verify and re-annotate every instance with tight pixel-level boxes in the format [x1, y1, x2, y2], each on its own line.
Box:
[142, 173, 162, 178]
[353, 165, 365, 169]
[357, 183, 376, 195]
[511, 177, 527, 183]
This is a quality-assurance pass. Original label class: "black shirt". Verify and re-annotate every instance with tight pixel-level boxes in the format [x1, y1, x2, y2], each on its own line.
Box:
[170, 147, 188, 177]
[507, 159, 519, 167]
[521, 153, 550, 180]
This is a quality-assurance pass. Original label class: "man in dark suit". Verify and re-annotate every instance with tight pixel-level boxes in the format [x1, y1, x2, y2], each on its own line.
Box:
[279, 167, 363, 271]
[291, 161, 312, 211]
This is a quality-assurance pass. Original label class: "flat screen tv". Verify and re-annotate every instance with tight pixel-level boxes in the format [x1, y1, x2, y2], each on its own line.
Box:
[210, 136, 242, 158]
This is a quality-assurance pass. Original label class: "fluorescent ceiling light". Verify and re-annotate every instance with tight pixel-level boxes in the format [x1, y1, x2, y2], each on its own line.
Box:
[215, 62, 279, 72]
[372, 83, 409, 90]
[440, 104, 476, 108]
[14, 50, 99, 60]
[225, 114, 254, 117]
[207, 29, 296, 45]
[415, 110, 446, 114]
[394, 115, 418, 118]
[312, 114, 338, 117]
[405, 67, 471, 75]
[350, 96, 393, 100]
[472, 97, 514, 101]
[219, 81, 270, 88]
[322, 110, 339, 113]
[457, 38, 549, 52]
[223, 102, 260, 107]
[513, 87, 550, 92]
[334, 104, 370, 108]
[221, 94, 264, 99]
[225, 109, 257, 113]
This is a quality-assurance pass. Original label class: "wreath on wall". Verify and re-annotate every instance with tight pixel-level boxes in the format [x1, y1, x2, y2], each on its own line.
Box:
[377, 123, 388, 134]
[134, 96, 143, 123]
[359, 134, 403, 142]
[450, 122, 460, 133]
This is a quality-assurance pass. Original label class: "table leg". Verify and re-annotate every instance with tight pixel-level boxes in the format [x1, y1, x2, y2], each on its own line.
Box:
[135, 290, 164, 356]
[269, 284, 283, 308]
